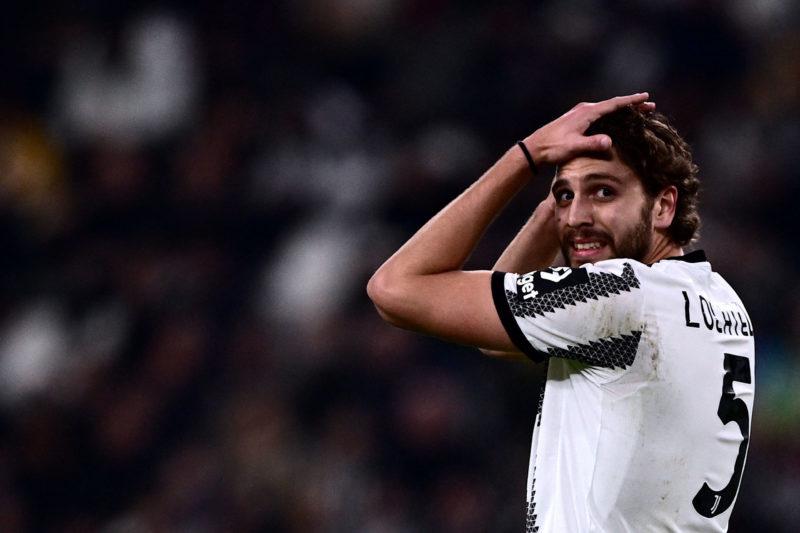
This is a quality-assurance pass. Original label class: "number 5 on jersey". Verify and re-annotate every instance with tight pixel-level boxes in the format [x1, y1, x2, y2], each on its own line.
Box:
[693, 353, 752, 517]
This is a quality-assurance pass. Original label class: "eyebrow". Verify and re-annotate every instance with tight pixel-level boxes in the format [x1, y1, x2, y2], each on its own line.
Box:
[551, 172, 625, 192]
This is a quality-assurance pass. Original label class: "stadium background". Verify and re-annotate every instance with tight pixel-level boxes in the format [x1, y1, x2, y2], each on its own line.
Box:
[0, 1, 798, 531]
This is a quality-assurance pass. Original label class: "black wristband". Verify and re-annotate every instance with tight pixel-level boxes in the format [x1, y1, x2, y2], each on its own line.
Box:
[517, 140, 538, 175]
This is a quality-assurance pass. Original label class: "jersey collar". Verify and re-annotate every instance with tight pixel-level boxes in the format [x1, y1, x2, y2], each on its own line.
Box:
[662, 249, 707, 263]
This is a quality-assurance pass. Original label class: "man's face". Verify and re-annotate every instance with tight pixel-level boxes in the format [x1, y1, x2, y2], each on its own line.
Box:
[552, 150, 655, 268]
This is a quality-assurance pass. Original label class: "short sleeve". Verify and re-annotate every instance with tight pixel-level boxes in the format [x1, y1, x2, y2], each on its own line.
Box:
[491, 262, 645, 369]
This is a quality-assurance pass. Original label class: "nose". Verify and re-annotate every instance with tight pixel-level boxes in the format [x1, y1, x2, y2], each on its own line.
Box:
[565, 195, 593, 227]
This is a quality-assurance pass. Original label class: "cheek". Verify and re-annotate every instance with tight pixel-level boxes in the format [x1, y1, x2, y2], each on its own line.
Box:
[593, 206, 620, 227]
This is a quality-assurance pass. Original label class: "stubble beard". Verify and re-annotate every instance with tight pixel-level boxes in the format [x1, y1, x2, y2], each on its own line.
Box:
[561, 200, 654, 267]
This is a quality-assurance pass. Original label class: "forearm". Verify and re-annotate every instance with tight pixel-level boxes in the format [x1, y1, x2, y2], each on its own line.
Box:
[367, 145, 534, 328]
[374, 146, 532, 278]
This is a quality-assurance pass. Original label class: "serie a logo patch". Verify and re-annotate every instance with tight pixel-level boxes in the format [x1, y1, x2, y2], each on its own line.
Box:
[515, 267, 589, 301]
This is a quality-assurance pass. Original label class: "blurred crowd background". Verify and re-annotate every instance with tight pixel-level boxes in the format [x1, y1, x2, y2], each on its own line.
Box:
[0, 1, 798, 531]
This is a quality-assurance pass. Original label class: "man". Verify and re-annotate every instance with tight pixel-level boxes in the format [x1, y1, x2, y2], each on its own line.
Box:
[367, 93, 755, 531]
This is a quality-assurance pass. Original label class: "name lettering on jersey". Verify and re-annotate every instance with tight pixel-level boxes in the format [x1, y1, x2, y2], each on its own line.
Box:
[682, 291, 753, 337]
[516, 267, 586, 301]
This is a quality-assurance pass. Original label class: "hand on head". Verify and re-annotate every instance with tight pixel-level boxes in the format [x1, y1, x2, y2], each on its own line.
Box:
[520, 93, 655, 168]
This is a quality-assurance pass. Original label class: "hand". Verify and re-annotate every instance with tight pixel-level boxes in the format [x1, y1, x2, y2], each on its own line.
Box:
[521, 93, 655, 166]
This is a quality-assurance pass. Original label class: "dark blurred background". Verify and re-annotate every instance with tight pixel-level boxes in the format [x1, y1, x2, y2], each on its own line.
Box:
[0, 1, 798, 531]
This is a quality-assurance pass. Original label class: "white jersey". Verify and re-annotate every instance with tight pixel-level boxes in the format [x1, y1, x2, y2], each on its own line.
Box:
[492, 251, 755, 532]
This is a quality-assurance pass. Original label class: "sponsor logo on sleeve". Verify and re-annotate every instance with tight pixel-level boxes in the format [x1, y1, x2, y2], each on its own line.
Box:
[515, 267, 589, 300]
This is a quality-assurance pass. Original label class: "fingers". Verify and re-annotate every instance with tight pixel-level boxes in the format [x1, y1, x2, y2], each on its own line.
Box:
[579, 92, 654, 140]
[569, 92, 653, 130]
[635, 101, 656, 112]
[579, 133, 612, 152]
[602, 92, 650, 112]
[526, 93, 654, 165]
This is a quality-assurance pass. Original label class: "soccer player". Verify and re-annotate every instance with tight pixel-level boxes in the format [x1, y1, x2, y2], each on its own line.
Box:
[367, 93, 755, 532]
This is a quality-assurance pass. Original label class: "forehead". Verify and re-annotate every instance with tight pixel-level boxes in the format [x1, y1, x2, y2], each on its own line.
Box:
[552, 150, 640, 190]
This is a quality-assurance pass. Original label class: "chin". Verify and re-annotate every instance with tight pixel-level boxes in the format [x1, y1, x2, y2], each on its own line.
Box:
[569, 258, 596, 268]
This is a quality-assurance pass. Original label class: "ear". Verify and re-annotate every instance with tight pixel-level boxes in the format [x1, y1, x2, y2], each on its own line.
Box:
[652, 185, 678, 230]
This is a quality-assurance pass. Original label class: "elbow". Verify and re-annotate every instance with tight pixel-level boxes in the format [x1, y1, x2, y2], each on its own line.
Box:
[367, 265, 431, 333]
[365, 269, 385, 310]
[366, 269, 404, 327]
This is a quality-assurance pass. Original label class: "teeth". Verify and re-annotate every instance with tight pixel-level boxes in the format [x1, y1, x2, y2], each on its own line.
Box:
[574, 242, 602, 250]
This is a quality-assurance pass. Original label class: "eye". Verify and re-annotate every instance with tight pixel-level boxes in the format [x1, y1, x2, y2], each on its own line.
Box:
[553, 189, 573, 205]
[596, 186, 615, 199]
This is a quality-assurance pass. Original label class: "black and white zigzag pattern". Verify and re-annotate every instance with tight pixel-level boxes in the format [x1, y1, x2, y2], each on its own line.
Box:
[535, 361, 548, 427]
[506, 263, 640, 319]
[526, 467, 539, 533]
[547, 330, 642, 370]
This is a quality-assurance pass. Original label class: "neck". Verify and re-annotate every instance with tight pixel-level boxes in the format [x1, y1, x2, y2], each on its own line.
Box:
[643, 232, 683, 264]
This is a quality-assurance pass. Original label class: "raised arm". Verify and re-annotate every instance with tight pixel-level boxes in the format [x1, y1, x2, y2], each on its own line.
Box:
[367, 94, 654, 353]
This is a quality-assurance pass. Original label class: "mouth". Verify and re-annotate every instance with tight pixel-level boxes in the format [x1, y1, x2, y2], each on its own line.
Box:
[573, 241, 603, 251]
[568, 238, 609, 262]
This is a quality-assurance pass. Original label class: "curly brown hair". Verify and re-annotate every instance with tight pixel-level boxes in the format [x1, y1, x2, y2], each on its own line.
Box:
[585, 106, 701, 246]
